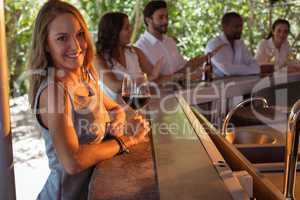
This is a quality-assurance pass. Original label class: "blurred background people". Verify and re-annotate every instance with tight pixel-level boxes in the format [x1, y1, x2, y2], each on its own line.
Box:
[205, 12, 273, 77]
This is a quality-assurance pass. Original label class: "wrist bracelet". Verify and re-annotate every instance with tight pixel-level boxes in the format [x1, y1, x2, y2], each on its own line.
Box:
[118, 137, 130, 154]
[111, 135, 130, 154]
[103, 122, 130, 154]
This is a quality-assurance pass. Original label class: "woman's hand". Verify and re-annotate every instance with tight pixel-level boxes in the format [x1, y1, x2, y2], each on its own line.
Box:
[126, 115, 150, 144]
[109, 109, 126, 137]
[110, 119, 125, 137]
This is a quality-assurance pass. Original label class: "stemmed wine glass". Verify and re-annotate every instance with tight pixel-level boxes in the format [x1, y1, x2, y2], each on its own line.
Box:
[287, 48, 297, 61]
[121, 73, 151, 114]
[269, 48, 276, 65]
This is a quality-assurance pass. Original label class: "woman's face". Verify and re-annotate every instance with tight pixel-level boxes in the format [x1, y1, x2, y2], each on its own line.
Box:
[272, 23, 289, 46]
[118, 17, 132, 46]
[47, 13, 87, 72]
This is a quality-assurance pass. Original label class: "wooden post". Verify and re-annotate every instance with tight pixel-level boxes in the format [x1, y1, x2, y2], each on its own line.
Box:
[0, 0, 16, 199]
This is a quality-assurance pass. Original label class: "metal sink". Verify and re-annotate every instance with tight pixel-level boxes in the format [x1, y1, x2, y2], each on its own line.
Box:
[236, 144, 300, 172]
[223, 127, 299, 172]
[225, 131, 276, 145]
[237, 145, 285, 163]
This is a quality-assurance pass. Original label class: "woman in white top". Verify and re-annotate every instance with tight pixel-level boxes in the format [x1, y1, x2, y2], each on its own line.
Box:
[255, 19, 300, 72]
[95, 12, 162, 100]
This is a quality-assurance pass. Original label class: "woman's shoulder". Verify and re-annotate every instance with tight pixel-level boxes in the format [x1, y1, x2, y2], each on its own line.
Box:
[41, 81, 67, 98]
[95, 54, 111, 70]
[38, 80, 70, 113]
[258, 38, 268, 45]
[128, 46, 144, 57]
[125, 45, 137, 53]
[256, 38, 270, 50]
[95, 54, 105, 64]
[123, 46, 144, 62]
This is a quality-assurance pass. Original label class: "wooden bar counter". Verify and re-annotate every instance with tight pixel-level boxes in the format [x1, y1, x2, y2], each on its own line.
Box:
[88, 140, 159, 200]
[88, 97, 240, 200]
[88, 72, 300, 200]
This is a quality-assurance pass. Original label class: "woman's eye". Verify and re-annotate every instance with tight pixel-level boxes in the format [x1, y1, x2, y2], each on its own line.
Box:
[57, 36, 67, 41]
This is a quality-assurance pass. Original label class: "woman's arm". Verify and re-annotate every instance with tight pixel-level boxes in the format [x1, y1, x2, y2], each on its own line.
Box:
[39, 83, 137, 175]
[133, 46, 162, 81]
[286, 46, 300, 68]
[102, 90, 150, 141]
[102, 91, 126, 137]
[255, 40, 268, 65]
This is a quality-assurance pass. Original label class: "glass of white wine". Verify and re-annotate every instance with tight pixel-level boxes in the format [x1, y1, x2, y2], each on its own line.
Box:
[287, 48, 297, 62]
[269, 48, 276, 65]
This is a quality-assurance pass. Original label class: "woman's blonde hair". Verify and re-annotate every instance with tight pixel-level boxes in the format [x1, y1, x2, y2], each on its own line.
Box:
[28, 0, 97, 109]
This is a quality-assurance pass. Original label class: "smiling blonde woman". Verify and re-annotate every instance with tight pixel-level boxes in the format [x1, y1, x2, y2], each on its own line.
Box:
[28, 1, 149, 199]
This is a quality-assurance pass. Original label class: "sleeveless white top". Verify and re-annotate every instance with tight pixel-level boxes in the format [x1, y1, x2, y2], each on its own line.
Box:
[99, 47, 143, 100]
[109, 47, 143, 80]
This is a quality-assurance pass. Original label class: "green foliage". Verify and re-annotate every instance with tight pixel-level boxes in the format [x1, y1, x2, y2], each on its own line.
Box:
[167, 0, 300, 57]
[4, 0, 300, 96]
[5, 0, 43, 96]
[69, 0, 148, 42]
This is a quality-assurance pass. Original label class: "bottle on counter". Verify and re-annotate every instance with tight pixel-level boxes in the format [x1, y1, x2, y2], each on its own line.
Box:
[201, 53, 213, 82]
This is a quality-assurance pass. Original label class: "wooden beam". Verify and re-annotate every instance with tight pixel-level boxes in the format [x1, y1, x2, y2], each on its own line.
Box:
[0, 0, 16, 199]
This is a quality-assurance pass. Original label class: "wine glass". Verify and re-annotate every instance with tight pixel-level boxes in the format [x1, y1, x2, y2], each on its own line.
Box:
[121, 73, 151, 114]
[122, 73, 151, 139]
[121, 73, 131, 106]
[261, 47, 275, 74]
[287, 48, 297, 61]
[269, 48, 276, 65]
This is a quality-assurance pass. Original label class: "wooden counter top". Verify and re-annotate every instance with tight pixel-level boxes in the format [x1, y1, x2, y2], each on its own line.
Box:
[88, 140, 159, 200]
[88, 97, 245, 200]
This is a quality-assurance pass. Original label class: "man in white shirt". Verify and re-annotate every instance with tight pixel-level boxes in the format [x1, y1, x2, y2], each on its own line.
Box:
[135, 0, 210, 76]
[205, 12, 272, 77]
